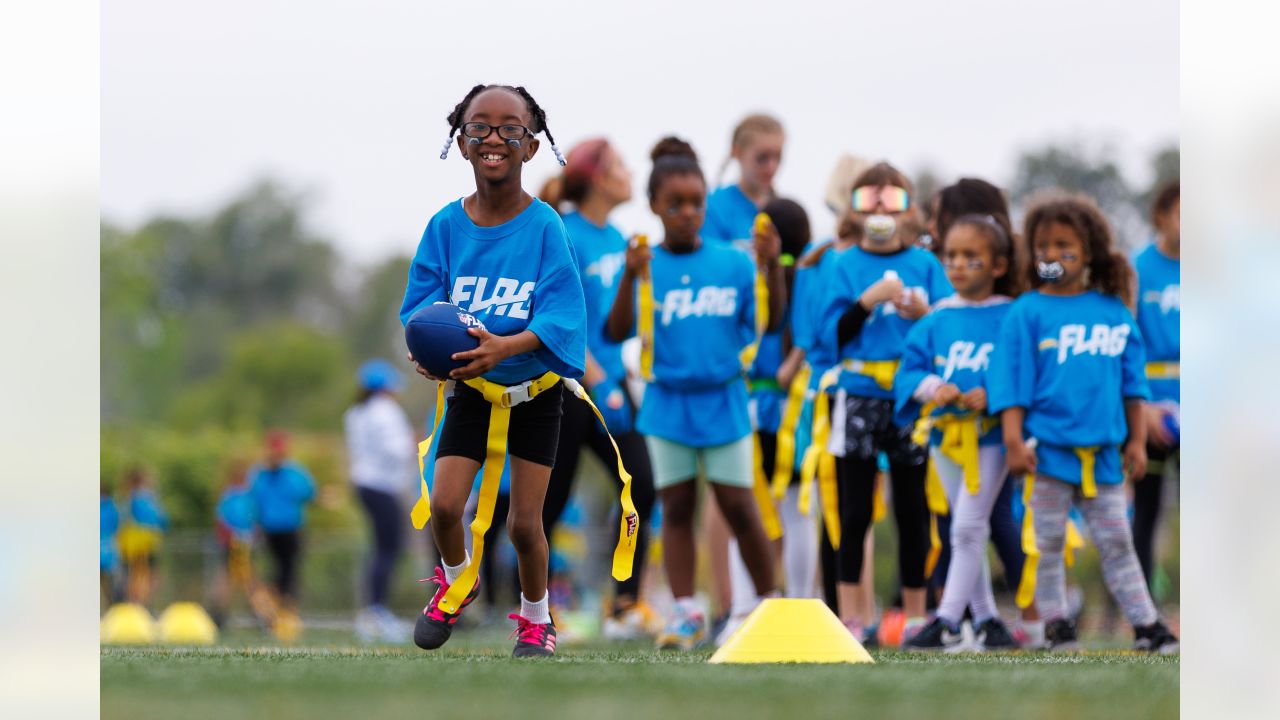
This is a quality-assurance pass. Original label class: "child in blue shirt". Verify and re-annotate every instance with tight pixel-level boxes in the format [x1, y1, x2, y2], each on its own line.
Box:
[988, 192, 1177, 653]
[100, 485, 120, 605]
[537, 139, 658, 639]
[248, 431, 315, 607]
[897, 213, 1022, 652]
[401, 84, 586, 657]
[605, 136, 783, 650]
[1131, 180, 1180, 594]
[818, 162, 953, 641]
[703, 113, 785, 250]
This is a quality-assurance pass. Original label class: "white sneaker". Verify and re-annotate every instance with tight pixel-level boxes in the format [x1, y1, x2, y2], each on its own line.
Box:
[355, 607, 379, 644]
[373, 605, 411, 644]
[603, 601, 660, 641]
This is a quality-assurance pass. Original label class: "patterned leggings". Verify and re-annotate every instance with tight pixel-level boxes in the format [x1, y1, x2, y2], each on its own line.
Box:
[1031, 477, 1157, 627]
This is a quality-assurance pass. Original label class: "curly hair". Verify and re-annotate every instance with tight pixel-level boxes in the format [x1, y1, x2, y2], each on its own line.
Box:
[1022, 191, 1133, 304]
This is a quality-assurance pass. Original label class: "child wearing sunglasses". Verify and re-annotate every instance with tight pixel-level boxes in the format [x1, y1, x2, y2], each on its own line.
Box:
[401, 84, 588, 658]
[605, 137, 783, 651]
[819, 162, 953, 643]
[987, 192, 1178, 653]
[896, 213, 1022, 652]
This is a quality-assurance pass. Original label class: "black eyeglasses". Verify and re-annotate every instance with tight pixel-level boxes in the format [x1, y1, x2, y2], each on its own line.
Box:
[462, 122, 533, 141]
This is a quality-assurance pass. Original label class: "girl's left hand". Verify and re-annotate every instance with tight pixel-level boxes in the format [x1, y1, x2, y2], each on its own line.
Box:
[959, 387, 987, 412]
[753, 219, 781, 268]
[893, 290, 929, 320]
[1123, 439, 1148, 482]
[450, 327, 511, 381]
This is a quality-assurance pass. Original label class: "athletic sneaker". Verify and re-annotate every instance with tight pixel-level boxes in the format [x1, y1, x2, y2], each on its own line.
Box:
[602, 599, 660, 641]
[657, 605, 706, 651]
[861, 624, 880, 650]
[509, 614, 557, 658]
[976, 618, 1019, 651]
[904, 617, 965, 651]
[1044, 618, 1081, 652]
[708, 611, 729, 645]
[413, 566, 480, 650]
[1133, 621, 1179, 654]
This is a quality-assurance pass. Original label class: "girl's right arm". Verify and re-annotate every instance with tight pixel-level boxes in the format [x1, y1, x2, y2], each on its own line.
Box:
[605, 241, 650, 342]
[1001, 407, 1037, 477]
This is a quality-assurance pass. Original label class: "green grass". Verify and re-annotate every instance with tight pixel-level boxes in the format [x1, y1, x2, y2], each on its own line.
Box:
[102, 636, 1178, 720]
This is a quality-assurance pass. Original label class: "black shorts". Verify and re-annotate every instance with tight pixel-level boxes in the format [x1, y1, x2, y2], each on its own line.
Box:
[838, 394, 927, 466]
[436, 379, 564, 467]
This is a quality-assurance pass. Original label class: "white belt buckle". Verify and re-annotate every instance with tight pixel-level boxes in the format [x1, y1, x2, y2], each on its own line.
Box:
[502, 380, 535, 408]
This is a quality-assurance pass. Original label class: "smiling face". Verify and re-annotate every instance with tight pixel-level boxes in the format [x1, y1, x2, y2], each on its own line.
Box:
[457, 87, 539, 185]
[735, 131, 784, 196]
[943, 224, 1007, 299]
[1032, 220, 1090, 290]
[650, 172, 706, 249]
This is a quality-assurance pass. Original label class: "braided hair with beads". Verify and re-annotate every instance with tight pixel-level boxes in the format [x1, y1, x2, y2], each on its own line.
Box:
[439, 84, 565, 166]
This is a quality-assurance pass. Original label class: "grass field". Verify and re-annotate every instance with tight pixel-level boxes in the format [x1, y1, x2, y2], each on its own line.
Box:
[102, 634, 1179, 720]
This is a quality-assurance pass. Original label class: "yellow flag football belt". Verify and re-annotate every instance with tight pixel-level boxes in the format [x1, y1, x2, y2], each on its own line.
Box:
[412, 374, 639, 614]
[841, 359, 900, 392]
[1145, 361, 1179, 380]
[1014, 445, 1097, 609]
[800, 368, 842, 547]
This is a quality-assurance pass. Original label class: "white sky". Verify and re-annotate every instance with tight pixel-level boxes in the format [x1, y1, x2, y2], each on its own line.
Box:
[101, 0, 1178, 263]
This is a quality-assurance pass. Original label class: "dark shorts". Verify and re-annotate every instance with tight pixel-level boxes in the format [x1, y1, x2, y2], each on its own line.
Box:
[839, 394, 927, 466]
[436, 379, 564, 467]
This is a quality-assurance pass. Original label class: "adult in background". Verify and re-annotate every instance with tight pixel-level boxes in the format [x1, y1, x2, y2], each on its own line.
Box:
[344, 360, 418, 643]
[249, 430, 316, 611]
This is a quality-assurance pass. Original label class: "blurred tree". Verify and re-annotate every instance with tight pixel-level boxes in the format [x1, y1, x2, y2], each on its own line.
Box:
[1133, 145, 1180, 219]
[1008, 141, 1145, 250]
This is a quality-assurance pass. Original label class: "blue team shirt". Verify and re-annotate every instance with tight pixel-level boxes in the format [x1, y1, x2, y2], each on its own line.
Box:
[1133, 243, 1180, 403]
[101, 497, 120, 571]
[792, 241, 850, 384]
[822, 246, 953, 398]
[216, 486, 257, 540]
[128, 490, 168, 531]
[987, 290, 1151, 448]
[562, 211, 628, 385]
[400, 198, 587, 385]
[894, 297, 1012, 446]
[627, 241, 757, 447]
[703, 184, 759, 250]
[248, 461, 316, 532]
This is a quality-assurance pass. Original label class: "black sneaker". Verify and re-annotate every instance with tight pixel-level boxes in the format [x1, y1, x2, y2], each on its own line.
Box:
[976, 617, 1019, 651]
[509, 613, 557, 658]
[1134, 621, 1179, 654]
[903, 617, 964, 651]
[709, 611, 729, 644]
[413, 566, 480, 650]
[1044, 618, 1080, 652]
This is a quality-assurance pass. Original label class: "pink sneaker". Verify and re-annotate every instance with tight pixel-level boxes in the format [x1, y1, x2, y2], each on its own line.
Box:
[413, 566, 479, 650]
[509, 613, 557, 658]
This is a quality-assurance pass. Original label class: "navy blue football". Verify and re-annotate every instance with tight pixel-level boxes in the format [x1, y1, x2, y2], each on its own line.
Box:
[405, 303, 483, 378]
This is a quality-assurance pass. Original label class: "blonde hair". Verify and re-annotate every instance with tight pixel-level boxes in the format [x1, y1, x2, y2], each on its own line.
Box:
[717, 113, 784, 184]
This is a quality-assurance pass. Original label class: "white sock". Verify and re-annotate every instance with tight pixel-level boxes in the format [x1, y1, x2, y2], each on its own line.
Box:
[521, 592, 551, 625]
[443, 552, 470, 585]
[1022, 619, 1045, 648]
[674, 596, 701, 618]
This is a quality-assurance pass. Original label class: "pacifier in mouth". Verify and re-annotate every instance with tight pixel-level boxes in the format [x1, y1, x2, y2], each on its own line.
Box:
[1036, 260, 1065, 281]
[865, 214, 897, 243]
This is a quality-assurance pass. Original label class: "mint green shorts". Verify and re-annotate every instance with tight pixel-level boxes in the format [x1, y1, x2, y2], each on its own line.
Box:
[645, 434, 755, 490]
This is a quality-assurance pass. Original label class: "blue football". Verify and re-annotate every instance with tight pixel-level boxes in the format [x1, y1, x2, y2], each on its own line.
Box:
[405, 303, 483, 378]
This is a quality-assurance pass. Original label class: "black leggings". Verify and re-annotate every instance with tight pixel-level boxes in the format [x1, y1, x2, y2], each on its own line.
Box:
[543, 389, 655, 600]
[264, 530, 301, 601]
[1132, 444, 1173, 592]
[356, 487, 405, 607]
[836, 454, 929, 587]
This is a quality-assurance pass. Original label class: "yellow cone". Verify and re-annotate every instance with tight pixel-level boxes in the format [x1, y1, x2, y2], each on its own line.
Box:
[101, 603, 157, 645]
[157, 602, 219, 645]
[709, 598, 874, 664]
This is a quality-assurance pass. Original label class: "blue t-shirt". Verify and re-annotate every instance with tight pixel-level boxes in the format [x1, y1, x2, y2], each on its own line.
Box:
[400, 198, 587, 385]
[987, 290, 1151, 448]
[627, 241, 757, 447]
[216, 486, 257, 540]
[703, 184, 759, 251]
[822, 246, 954, 398]
[1133, 243, 1180, 403]
[128, 490, 168, 531]
[248, 461, 316, 532]
[562, 210, 628, 385]
[792, 241, 852, 389]
[101, 497, 120, 570]
[894, 296, 1012, 446]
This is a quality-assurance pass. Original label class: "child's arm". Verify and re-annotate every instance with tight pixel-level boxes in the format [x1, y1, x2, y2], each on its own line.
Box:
[1001, 407, 1037, 477]
[605, 240, 650, 342]
[1123, 399, 1149, 481]
[449, 328, 542, 381]
[753, 219, 786, 332]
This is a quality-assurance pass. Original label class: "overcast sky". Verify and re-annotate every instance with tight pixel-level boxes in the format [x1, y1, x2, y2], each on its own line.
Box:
[102, 0, 1178, 263]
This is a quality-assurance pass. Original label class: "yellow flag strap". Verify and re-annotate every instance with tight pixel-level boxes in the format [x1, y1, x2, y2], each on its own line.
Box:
[1145, 361, 1179, 380]
[636, 235, 655, 381]
[561, 378, 640, 581]
[771, 363, 811, 499]
[841, 358, 900, 391]
[872, 473, 888, 523]
[925, 512, 942, 578]
[1064, 519, 1086, 568]
[411, 381, 448, 530]
[1015, 473, 1039, 609]
[801, 368, 843, 546]
[752, 432, 783, 540]
[1074, 446, 1098, 498]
